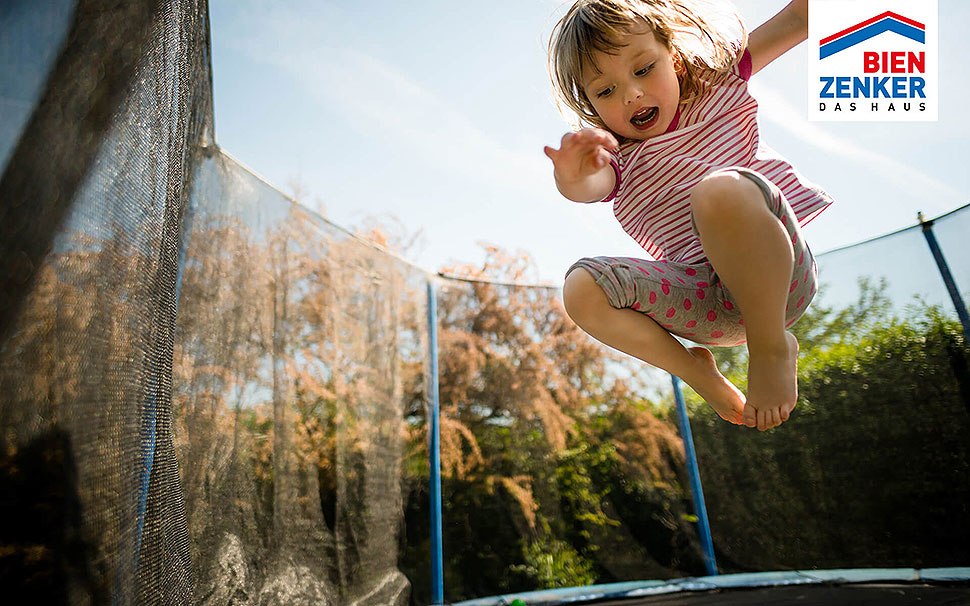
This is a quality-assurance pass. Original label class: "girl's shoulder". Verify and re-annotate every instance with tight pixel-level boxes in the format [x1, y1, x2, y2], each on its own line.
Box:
[660, 47, 756, 137]
[685, 45, 752, 111]
[699, 43, 752, 85]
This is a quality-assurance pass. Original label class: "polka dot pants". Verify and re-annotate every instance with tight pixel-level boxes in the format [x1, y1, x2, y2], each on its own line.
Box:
[567, 168, 818, 347]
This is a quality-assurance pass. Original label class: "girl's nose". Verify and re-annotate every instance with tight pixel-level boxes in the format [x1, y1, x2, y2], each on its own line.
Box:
[625, 85, 643, 105]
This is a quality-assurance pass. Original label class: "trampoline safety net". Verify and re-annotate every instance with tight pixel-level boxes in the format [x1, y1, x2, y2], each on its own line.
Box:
[1, 1, 968, 605]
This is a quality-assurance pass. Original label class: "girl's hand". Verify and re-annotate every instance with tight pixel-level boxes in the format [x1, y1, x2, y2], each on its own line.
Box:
[543, 128, 619, 203]
[543, 128, 619, 186]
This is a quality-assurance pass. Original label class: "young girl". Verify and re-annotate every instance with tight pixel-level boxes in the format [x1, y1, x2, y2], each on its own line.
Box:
[544, 0, 831, 431]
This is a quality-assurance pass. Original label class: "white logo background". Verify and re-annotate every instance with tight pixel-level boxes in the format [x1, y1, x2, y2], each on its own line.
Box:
[808, 0, 938, 122]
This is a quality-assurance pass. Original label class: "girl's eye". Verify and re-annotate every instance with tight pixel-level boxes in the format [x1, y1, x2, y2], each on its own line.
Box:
[635, 63, 655, 77]
[596, 86, 614, 98]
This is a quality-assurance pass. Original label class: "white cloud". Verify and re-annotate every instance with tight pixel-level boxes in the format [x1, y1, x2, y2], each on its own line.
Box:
[229, 4, 553, 202]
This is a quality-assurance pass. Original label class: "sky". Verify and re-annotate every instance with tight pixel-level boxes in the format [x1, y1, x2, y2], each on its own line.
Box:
[208, 0, 969, 285]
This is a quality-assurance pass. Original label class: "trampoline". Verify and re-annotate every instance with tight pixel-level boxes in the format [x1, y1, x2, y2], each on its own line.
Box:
[457, 569, 970, 605]
[1, 1, 969, 605]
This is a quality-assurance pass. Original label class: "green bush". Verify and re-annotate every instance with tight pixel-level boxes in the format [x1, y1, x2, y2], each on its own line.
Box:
[688, 295, 970, 571]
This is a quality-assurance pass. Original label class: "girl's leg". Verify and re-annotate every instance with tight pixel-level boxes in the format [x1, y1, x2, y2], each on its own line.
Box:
[690, 171, 799, 431]
[563, 268, 745, 425]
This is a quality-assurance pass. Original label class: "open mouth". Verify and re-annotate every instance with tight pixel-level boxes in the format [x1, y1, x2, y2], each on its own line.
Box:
[630, 106, 659, 130]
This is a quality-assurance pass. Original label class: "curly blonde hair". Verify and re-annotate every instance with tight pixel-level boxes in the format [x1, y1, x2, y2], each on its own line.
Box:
[549, 0, 747, 130]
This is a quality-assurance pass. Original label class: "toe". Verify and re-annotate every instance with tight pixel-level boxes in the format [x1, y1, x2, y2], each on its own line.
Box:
[742, 404, 758, 428]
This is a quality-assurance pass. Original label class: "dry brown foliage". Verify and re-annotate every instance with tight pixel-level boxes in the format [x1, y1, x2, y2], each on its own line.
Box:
[434, 245, 687, 533]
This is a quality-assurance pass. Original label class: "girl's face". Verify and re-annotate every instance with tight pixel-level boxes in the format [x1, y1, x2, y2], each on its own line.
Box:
[581, 25, 681, 141]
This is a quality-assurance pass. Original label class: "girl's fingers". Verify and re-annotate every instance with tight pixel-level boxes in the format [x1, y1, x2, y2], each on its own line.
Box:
[593, 151, 607, 169]
[598, 130, 619, 149]
[562, 128, 618, 152]
[578, 127, 618, 149]
[547, 129, 617, 174]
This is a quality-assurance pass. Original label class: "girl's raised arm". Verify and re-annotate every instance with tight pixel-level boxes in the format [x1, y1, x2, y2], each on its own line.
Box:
[747, 0, 808, 76]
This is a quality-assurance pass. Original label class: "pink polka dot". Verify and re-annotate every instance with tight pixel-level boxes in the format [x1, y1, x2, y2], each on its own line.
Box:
[796, 296, 805, 308]
[632, 302, 641, 310]
[637, 266, 650, 276]
[711, 330, 724, 338]
[696, 289, 706, 300]
[739, 318, 744, 325]
[648, 312, 656, 318]
[666, 307, 677, 318]
[662, 284, 670, 295]
[790, 280, 799, 293]
[697, 281, 709, 287]
[781, 215, 788, 225]
[791, 233, 798, 245]
[676, 276, 686, 285]
[786, 319, 796, 328]
[683, 299, 692, 311]
[649, 292, 657, 304]
[686, 320, 697, 328]
[804, 268, 811, 283]
[684, 333, 696, 337]
[810, 285, 816, 295]
[685, 268, 697, 276]
[707, 310, 717, 322]
[663, 323, 674, 329]
[798, 251, 805, 266]
[652, 265, 665, 273]
[661, 278, 670, 285]
[723, 300, 734, 310]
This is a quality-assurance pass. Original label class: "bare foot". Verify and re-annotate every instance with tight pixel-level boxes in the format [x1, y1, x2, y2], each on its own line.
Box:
[686, 346, 746, 425]
[742, 332, 799, 431]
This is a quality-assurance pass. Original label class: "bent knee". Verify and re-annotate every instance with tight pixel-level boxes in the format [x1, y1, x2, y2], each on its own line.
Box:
[562, 268, 605, 323]
[690, 171, 763, 218]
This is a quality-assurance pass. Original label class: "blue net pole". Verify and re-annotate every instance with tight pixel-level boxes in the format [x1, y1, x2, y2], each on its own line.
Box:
[427, 280, 445, 604]
[920, 214, 970, 342]
[671, 374, 718, 576]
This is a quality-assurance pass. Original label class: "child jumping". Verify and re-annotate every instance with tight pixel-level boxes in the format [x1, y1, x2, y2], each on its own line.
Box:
[544, 0, 831, 431]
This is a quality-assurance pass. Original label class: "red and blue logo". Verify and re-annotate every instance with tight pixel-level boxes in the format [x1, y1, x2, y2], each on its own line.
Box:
[808, 1, 937, 122]
[819, 11, 925, 60]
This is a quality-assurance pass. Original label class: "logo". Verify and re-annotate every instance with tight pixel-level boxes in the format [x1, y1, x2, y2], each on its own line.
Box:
[808, 0, 938, 122]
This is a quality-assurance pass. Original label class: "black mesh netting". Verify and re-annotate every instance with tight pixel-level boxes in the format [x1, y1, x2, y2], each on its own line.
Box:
[2, 1, 426, 602]
[1, 1, 968, 605]
[175, 150, 428, 605]
[810, 206, 970, 315]
[1, 0, 208, 603]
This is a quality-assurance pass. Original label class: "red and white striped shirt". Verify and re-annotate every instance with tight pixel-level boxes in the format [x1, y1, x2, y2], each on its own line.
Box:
[603, 48, 832, 263]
